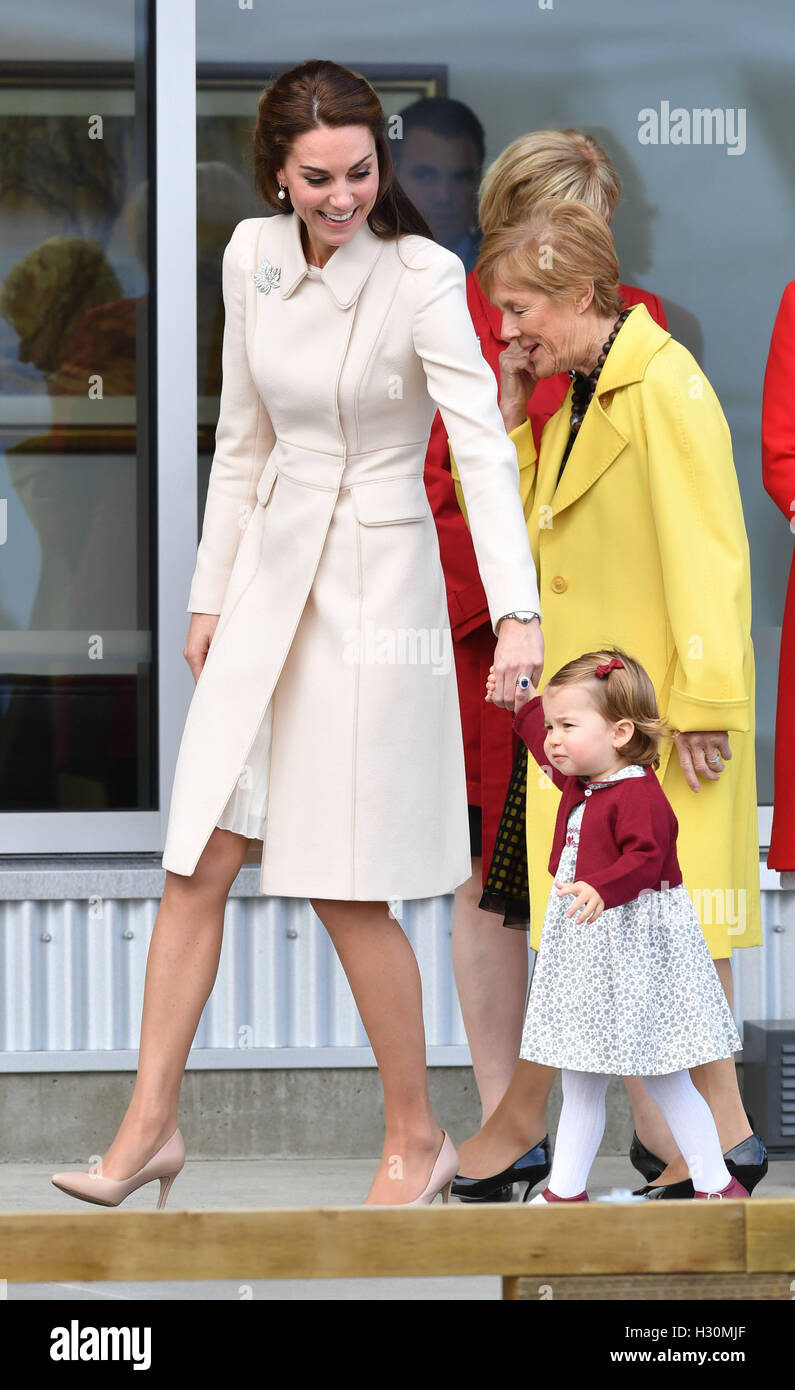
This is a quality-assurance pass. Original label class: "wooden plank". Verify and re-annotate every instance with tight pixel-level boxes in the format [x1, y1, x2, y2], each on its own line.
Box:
[0, 1201, 749, 1284]
[745, 1198, 795, 1273]
[504, 1272, 793, 1301]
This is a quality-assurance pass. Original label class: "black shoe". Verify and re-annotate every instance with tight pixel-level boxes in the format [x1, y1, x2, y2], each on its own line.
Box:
[451, 1135, 551, 1203]
[634, 1178, 695, 1200]
[634, 1132, 769, 1201]
[455, 1183, 514, 1204]
[629, 1108, 763, 1185]
[723, 1132, 768, 1194]
[629, 1130, 665, 1184]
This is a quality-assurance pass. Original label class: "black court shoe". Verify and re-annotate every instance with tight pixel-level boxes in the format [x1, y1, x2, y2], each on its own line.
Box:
[455, 1183, 514, 1204]
[723, 1131, 768, 1192]
[630, 1108, 760, 1185]
[635, 1132, 769, 1200]
[629, 1130, 666, 1184]
[451, 1135, 551, 1204]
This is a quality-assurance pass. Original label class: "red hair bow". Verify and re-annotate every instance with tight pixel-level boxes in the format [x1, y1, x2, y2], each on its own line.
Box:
[595, 657, 624, 678]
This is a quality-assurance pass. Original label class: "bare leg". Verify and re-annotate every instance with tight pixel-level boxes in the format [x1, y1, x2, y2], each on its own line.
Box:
[632, 955, 752, 1187]
[623, 1075, 679, 1165]
[99, 828, 250, 1179]
[456, 1058, 556, 1178]
[451, 856, 530, 1122]
[311, 897, 445, 1204]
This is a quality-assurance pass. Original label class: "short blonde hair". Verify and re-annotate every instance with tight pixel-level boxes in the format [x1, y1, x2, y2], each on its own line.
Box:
[479, 129, 622, 235]
[476, 199, 622, 318]
[545, 647, 671, 769]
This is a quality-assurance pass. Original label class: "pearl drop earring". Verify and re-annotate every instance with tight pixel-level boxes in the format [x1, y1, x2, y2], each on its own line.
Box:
[278, 184, 286, 200]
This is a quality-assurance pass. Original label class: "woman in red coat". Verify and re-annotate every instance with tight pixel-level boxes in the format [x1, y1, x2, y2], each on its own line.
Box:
[762, 281, 795, 871]
[423, 130, 669, 1131]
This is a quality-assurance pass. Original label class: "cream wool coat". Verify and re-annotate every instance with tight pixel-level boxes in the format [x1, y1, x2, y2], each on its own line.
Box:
[161, 211, 541, 899]
[453, 303, 761, 957]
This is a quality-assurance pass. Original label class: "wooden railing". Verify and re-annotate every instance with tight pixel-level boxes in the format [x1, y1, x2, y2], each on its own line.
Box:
[2, 1198, 794, 1299]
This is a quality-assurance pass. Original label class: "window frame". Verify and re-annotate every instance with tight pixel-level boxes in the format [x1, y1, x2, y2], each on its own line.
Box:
[0, 0, 198, 854]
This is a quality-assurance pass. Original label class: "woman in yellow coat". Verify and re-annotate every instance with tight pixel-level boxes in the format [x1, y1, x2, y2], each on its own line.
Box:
[452, 200, 764, 1197]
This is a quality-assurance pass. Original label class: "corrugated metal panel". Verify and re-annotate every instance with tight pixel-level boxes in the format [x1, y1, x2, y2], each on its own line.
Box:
[0, 888, 791, 1064]
[733, 881, 795, 1026]
[0, 894, 465, 1057]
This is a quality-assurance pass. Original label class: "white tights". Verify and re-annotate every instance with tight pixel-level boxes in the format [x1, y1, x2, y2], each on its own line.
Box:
[548, 1067, 731, 1198]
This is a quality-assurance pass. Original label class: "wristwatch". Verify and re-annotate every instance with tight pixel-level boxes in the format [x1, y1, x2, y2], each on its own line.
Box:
[498, 610, 541, 626]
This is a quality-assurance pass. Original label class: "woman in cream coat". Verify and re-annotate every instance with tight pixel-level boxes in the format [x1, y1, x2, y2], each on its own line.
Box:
[50, 61, 542, 1209]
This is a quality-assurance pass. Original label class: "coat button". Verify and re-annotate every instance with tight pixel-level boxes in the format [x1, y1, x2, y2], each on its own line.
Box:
[550, 576, 568, 593]
[584, 789, 592, 796]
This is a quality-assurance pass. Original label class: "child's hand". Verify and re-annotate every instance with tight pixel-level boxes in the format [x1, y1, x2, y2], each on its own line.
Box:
[555, 880, 605, 924]
[485, 664, 537, 709]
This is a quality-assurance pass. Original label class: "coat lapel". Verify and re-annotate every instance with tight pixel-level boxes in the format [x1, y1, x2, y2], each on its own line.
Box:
[277, 210, 385, 307]
[539, 303, 670, 517]
[547, 393, 629, 516]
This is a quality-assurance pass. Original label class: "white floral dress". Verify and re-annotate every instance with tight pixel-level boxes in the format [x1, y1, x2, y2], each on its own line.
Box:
[519, 763, 742, 1075]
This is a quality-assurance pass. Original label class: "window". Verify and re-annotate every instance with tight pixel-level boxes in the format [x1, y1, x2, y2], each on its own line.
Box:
[0, 1, 157, 845]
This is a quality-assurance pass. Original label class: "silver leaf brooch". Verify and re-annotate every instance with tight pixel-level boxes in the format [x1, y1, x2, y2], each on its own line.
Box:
[252, 259, 281, 294]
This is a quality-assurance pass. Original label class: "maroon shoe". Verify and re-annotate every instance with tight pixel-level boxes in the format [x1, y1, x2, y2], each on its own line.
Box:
[694, 1175, 750, 1200]
[541, 1186, 589, 1202]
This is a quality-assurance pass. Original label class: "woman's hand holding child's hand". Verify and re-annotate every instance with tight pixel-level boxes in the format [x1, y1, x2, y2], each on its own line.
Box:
[555, 880, 605, 924]
[485, 664, 537, 710]
[485, 667, 604, 921]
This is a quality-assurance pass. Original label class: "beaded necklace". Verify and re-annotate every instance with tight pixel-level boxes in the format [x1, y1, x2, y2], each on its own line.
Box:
[568, 307, 631, 436]
[554, 306, 631, 492]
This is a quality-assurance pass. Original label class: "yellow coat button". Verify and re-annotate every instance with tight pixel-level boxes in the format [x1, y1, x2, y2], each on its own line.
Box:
[550, 576, 568, 593]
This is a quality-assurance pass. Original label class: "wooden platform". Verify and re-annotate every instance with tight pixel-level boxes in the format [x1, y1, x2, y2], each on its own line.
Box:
[3, 1197, 794, 1298]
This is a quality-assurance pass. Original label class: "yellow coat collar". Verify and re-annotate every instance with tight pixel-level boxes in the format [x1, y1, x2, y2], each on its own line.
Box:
[593, 301, 670, 394]
[278, 210, 385, 308]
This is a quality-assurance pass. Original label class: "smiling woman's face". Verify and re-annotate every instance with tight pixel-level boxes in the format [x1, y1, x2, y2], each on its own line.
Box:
[489, 272, 589, 379]
[278, 125, 380, 261]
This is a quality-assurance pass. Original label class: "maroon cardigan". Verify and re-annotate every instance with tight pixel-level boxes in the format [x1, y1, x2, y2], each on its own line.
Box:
[513, 696, 683, 910]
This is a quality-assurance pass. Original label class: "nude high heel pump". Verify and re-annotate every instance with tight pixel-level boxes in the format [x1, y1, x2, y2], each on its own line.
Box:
[402, 1131, 459, 1207]
[51, 1128, 185, 1209]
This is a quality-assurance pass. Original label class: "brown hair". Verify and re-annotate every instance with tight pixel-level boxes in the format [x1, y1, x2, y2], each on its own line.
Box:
[251, 60, 433, 241]
[476, 199, 622, 317]
[478, 128, 622, 235]
[544, 647, 671, 769]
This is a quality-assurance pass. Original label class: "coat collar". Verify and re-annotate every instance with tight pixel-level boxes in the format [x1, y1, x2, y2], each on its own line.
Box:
[469, 269, 504, 340]
[593, 302, 670, 396]
[537, 303, 670, 519]
[579, 764, 650, 790]
[277, 210, 385, 308]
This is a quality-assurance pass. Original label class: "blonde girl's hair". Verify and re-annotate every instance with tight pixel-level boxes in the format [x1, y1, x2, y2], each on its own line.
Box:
[475, 198, 622, 318]
[545, 648, 671, 770]
[478, 128, 622, 236]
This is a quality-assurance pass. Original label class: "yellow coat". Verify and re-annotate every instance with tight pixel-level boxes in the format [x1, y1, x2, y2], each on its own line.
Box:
[453, 303, 761, 956]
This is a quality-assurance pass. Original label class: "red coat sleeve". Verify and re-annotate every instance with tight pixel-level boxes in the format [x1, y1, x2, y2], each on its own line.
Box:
[762, 282, 795, 521]
[513, 696, 567, 791]
[581, 786, 669, 910]
[422, 270, 508, 640]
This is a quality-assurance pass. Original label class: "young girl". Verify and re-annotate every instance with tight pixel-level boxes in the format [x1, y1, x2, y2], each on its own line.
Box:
[485, 647, 747, 1202]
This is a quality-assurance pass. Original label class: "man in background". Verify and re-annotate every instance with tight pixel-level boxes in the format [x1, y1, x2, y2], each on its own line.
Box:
[394, 96, 485, 271]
